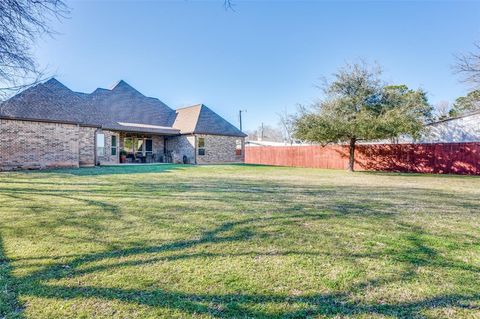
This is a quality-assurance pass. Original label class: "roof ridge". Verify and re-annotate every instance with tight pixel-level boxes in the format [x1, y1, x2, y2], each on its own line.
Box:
[194, 104, 246, 137]
[109, 80, 124, 90]
[192, 104, 205, 133]
[109, 80, 144, 96]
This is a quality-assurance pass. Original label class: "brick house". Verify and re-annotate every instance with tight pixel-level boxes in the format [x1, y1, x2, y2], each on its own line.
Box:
[0, 79, 246, 170]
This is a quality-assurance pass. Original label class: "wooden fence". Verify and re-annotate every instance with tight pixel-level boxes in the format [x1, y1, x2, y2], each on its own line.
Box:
[245, 143, 480, 175]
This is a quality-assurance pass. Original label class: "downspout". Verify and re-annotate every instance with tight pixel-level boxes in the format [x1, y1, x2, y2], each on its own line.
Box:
[93, 128, 105, 166]
[194, 134, 197, 165]
[164, 136, 167, 161]
[94, 128, 99, 166]
[77, 124, 80, 168]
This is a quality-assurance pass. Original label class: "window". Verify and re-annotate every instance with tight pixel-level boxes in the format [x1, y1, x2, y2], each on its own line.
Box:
[111, 135, 117, 156]
[198, 137, 205, 156]
[235, 139, 242, 156]
[96, 133, 105, 156]
[145, 139, 153, 154]
[198, 137, 205, 148]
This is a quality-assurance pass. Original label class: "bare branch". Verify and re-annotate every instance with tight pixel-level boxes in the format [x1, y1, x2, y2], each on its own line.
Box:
[0, 0, 69, 99]
[223, 0, 235, 11]
[277, 107, 296, 145]
[453, 41, 480, 89]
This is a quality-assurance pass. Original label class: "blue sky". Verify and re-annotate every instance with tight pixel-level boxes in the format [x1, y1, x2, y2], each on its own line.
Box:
[35, 0, 480, 131]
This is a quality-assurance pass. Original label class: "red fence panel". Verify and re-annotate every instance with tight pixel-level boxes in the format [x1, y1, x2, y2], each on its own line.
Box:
[245, 143, 480, 175]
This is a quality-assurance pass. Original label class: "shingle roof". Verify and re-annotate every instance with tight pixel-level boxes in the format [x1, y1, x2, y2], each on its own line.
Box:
[82, 80, 176, 128]
[0, 78, 244, 137]
[173, 104, 247, 137]
[0, 79, 85, 123]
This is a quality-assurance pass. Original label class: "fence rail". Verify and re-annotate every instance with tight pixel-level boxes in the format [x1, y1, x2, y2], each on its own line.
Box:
[245, 143, 480, 175]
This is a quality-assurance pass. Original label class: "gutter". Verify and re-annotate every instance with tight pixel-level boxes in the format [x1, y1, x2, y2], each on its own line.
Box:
[178, 131, 247, 138]
[106, 128, 181, 136]
[0, 115, 80, 125]
[0, 115, 100, 128]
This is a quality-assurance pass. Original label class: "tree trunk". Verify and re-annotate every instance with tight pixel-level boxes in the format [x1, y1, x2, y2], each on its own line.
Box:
[348, 137, 356, 172]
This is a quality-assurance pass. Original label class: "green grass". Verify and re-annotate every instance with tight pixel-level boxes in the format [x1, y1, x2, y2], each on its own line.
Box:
[0, 164, 479, 318]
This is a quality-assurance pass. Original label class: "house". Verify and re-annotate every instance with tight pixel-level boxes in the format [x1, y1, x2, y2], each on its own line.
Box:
[358, 111, 480, 145]
[0, 78, 246, 170]
[417, 111, 480, 143]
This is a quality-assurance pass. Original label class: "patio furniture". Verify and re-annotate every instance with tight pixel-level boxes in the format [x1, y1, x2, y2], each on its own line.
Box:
[126, 154, 135, 163]
[146, 153, 155, 163]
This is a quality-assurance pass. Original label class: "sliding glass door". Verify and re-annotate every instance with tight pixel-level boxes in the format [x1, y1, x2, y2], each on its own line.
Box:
[122, 136, 153, 156]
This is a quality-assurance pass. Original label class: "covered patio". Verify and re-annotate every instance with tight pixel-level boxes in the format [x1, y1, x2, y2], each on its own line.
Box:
[119, 132, 168, 163]
[108, 122, 181, 164]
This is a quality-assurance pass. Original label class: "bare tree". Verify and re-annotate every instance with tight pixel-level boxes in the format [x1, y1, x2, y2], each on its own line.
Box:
[434, 100, 451, 120]
[224, 0, 234, 10]
[246, 124, 283, 142]
[0, 0, 68, 98]
[277, 107, 296, 145]
[454, 42, 480, 88]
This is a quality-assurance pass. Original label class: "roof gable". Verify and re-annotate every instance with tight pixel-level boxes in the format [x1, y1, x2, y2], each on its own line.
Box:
[172, 104, 246, 137]
[172, 104, 202, 134]
[110, 80, 143, 96]
[0, 80, 84, 123]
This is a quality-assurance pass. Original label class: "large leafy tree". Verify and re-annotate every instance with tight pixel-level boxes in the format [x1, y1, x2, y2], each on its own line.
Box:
[294, 62, 432, 171]
[449, 89, 480, 117]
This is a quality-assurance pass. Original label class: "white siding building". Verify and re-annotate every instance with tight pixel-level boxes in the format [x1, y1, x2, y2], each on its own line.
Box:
[358, 111, 480, 145]
[418, 112, 480, 143]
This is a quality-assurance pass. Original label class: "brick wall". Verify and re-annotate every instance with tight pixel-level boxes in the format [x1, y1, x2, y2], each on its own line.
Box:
[165, 135, 195, 164]
[195, 134, 245, 164]
[0, 118, 246, 170]
[96, 130, 119, 165]
[79, 126, 96, 166]
[0, 119, 81, 170]
[152, 135, 165, 161]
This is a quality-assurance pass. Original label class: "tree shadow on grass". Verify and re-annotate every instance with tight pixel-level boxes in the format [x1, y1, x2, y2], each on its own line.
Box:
[1, 173, 480, 317]
[0, 236, 24, 319]
[28, 164, 188, 177]
[359, 170, 480, 179]
[5, 215, 479, 318]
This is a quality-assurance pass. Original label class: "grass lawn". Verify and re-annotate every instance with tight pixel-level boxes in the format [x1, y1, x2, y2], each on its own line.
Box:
[0, 164, 479, 319]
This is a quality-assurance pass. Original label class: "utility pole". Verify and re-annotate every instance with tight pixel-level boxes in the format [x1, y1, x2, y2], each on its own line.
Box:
[239, 109, 247, 132]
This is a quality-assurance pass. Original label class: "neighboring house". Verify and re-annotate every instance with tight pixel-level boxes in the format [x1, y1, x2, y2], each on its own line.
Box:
[0, 78, 246, 170]
[359, 111, 480, 145]
[417, 111, 480, 143]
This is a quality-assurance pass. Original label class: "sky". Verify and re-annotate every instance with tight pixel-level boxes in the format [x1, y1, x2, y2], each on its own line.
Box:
[34, 0, 480, 131]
